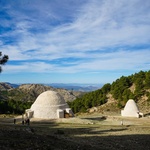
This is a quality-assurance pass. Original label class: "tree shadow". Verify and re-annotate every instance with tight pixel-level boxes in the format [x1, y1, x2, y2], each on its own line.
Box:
[81, 116, 107, 121]
[0, 118, 150, 150]
[144, 112, 150, 117]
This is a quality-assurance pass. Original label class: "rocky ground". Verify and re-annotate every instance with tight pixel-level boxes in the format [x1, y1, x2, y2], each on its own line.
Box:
[0, 112, 150, 150]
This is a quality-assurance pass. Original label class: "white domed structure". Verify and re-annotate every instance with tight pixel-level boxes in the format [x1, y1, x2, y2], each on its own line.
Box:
[121, 99, 143, 118]
[25, 90, 74, 119]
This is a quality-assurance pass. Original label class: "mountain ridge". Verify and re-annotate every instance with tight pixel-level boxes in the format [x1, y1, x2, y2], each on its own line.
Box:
[0, 83, 85, 102]
[1, 82, 102, 92]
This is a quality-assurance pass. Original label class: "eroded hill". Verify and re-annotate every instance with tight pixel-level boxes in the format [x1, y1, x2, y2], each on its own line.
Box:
[0, 83, 83, 102]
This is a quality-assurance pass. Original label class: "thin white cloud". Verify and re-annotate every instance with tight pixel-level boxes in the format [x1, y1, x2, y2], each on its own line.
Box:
[1, 0, 150, 76]
[4, 48, 150, 74]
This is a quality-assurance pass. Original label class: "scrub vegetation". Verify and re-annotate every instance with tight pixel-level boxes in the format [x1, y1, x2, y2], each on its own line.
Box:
[0, 70, 150, 115]
[68, 70, 150, 113]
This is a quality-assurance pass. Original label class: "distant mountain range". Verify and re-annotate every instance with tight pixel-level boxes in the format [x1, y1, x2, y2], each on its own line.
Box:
[2, 82, 103, 92]
[45, 83, 103, 92]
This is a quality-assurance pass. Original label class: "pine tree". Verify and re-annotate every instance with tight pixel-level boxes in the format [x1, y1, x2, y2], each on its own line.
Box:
[0, 52, 9, 72]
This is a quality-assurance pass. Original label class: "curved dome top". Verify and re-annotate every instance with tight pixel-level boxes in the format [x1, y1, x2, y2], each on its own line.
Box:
[32, 90, 66, 106]
[124, 99, 139, 112]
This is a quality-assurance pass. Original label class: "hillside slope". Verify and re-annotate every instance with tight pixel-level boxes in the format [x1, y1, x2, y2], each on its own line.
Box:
[69, 70, 150, 115]
[0, 70, 150, 115]
[0, 83, 83, 102]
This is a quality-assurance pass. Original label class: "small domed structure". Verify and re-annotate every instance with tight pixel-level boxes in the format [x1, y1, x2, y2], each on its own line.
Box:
[25, 90, 74, 119]
[121, 99, 143, 118]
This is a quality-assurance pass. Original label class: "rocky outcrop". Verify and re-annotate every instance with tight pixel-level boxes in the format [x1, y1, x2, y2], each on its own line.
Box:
[0, 82, 13, 90]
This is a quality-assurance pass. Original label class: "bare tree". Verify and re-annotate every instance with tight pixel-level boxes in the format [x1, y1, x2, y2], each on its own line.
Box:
[0, 52, 9, 73]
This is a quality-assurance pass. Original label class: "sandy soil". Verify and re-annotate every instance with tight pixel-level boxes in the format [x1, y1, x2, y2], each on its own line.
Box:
[0, 113, 150, 150]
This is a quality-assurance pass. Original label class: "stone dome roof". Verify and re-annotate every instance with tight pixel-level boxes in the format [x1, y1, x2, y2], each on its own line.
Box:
[30, 90, 70, 119]
[123, 99, 139, 112]
[32, 90, 66, 106]
[121, 99, 143, 118]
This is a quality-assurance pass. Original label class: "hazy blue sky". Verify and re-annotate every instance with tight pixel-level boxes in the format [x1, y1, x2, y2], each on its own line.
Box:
[0, 0, 150, 84]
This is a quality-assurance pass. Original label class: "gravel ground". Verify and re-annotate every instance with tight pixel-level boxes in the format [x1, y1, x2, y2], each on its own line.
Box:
[0, 114, 150, 150]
